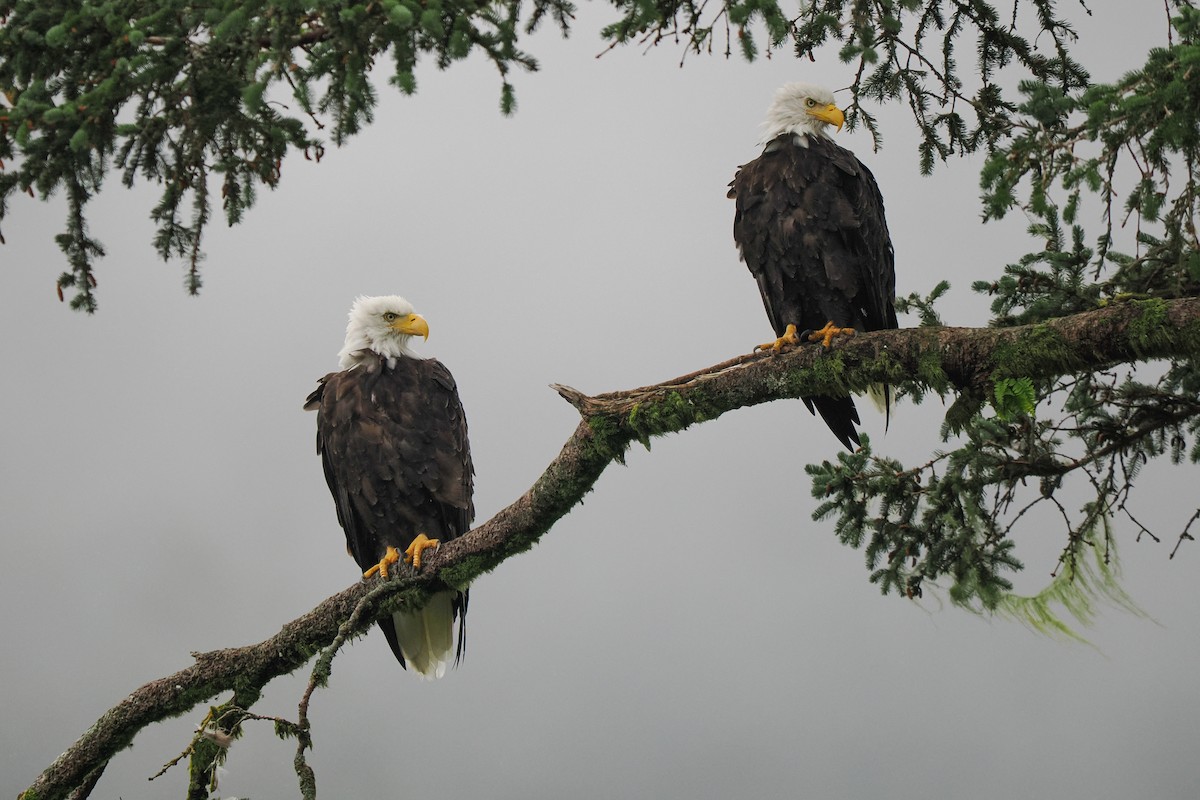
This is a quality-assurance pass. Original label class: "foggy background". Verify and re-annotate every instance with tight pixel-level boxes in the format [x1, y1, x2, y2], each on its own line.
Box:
[2, 4, 1197, 798]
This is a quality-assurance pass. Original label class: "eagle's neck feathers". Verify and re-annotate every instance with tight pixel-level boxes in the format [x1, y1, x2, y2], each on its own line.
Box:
[337, 335, 417, 371]
[760, 125, 830, 149]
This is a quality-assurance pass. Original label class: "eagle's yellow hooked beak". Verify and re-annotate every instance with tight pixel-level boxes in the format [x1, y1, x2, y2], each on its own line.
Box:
[391, 313, 429, 340]
[807, 103, 845, 132]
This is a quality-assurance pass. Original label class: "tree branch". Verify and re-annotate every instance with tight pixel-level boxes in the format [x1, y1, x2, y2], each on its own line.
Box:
[22, 295, 1200, 800]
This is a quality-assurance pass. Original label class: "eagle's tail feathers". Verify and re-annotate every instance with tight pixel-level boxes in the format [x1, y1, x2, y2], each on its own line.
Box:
[865, 383, 893, 430]
[391, 591, 457, 680]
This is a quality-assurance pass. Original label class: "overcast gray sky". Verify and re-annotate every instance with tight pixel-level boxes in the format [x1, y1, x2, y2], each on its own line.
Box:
[3, 4, 1197, 799]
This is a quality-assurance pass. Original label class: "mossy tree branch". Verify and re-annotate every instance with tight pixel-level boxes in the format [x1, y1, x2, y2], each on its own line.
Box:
[20, 295, 1200, 800]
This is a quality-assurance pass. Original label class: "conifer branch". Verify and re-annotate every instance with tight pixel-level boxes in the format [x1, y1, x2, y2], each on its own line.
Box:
[20, 295, 1200, 800]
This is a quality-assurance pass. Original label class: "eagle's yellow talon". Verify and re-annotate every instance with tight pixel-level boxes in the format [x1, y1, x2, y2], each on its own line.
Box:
[755, 323, 802, 352]
[363, 546, 401, 580]
[404, 533, 440, 570]
[807, 321, 857, 349]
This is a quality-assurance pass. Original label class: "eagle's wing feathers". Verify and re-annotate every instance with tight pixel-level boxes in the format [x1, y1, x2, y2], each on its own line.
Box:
[313, 354, 474, 571]
[730, 133, 897, 449]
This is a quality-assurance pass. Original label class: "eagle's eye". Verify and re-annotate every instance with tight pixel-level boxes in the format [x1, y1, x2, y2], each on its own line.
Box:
[804, 98, 817, 108]
[382, 312, 398, 322]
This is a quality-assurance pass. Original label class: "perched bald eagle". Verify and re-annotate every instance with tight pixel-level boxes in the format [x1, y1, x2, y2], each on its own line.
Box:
[729, 82, 897, 449]
[305, 295, 474, 678]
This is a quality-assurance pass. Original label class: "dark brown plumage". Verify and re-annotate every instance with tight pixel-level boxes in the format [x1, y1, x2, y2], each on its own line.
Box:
[730, 121, 897, 449]
[306, 348, 473, 673]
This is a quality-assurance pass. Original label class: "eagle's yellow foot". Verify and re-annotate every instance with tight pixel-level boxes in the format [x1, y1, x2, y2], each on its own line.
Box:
[363, 546, 401, 580]
[806, 321, 857, 349]
[755, 323, 801, 352]
[404, 533, 440, 570]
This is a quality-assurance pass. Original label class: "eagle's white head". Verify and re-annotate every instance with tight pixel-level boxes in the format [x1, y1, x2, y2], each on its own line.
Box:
[759, 82, 846, 146]
[337, 294, 430, 369]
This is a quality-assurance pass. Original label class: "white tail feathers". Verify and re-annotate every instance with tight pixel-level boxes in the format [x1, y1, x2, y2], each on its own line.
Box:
[865, 383, 894, 429]
[390, 591, 457, 680]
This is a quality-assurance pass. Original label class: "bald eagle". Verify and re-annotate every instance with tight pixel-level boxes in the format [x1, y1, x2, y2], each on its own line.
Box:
[729, 82, 897, 449]
[305, 295, 474, 678]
